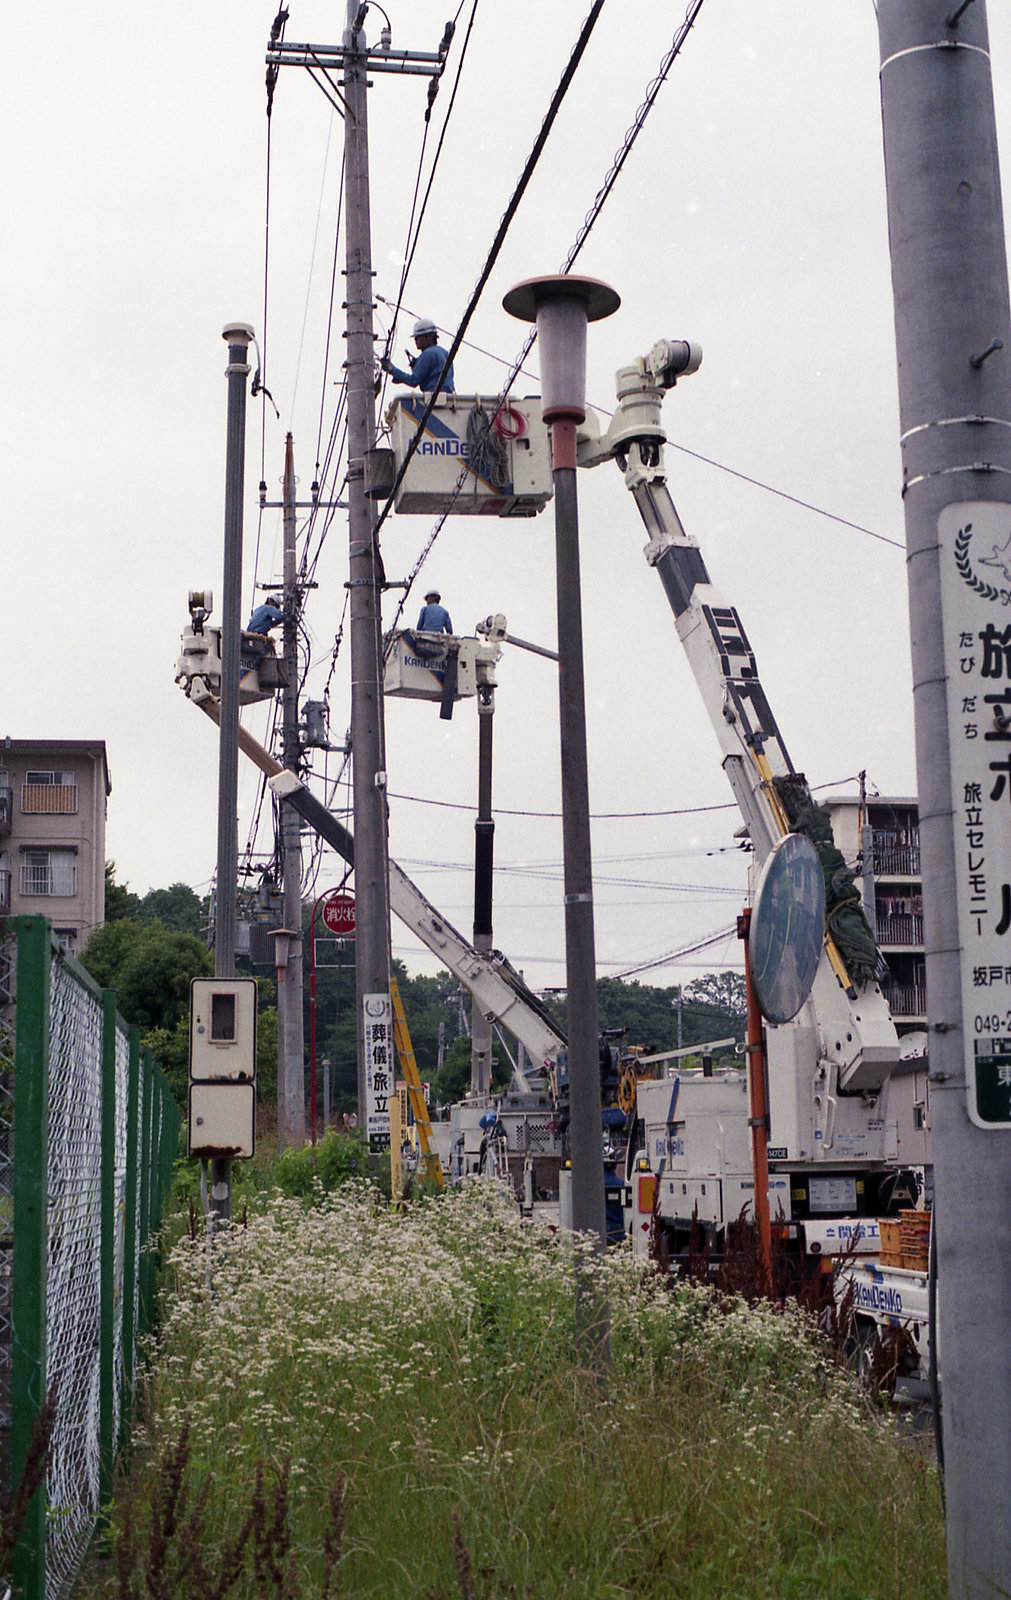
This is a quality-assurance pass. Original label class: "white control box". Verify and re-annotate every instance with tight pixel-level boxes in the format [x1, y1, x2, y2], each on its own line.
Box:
[188, 1081, 255, 1160]
[189, 977, 258, 1082]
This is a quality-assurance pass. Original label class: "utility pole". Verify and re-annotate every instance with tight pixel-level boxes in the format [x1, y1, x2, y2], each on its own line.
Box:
[212, 320, 254, 1223]
[265, 0, 451, 1138]
[876, 6, 1011, 1594]
[342, 0, 391, 1123]
[278, 433, 307, 1150]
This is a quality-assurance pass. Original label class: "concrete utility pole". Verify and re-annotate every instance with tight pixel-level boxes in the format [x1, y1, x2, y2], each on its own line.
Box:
[504, 276, 618, 1367]
[264, 0, 451, 1139]
[278, 434, 307, 1150]
[343, 0, 392, 1122]
[876, 6, 1011, 1593]
[212, 320, 254, 1223]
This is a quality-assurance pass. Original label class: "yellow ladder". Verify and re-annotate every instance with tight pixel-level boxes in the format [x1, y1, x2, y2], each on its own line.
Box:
[390, 979, 445, 1189]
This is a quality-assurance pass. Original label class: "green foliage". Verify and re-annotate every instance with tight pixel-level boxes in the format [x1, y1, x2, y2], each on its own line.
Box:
[256, 1004, 278, 1104]
[104, 864, 207, 935]
[272, 1127, 374, 1200]
[544, 972, 746, 1054]
[684, 968, 747, 1022]
[104, 861, 141, 922]
[81, 1185, 946, 1600]
[136, 881, 206, 936]
[81, 919, 212, 1032]
[140, 1017, 190, 1106]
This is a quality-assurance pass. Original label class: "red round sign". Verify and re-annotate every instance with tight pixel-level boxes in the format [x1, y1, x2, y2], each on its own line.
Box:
[322, 891, 356, 937]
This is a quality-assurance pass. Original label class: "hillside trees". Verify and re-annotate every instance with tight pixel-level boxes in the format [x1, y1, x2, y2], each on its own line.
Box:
[83, 866, 217, 1106]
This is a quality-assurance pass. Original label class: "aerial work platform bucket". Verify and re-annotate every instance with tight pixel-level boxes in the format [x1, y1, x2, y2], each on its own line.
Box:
[386, 394, 553, 516]
[174, 624, 289, 707]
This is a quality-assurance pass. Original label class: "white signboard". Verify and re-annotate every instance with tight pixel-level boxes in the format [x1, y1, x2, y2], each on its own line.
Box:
[363, 991, 394, 1139]
[939, 502, 1011, 1128]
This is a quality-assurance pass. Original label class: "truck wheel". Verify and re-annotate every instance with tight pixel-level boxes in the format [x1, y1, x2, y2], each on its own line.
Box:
[844, 1317, 878, 1388]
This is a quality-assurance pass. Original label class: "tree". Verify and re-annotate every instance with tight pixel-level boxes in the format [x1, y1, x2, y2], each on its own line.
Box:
[81, 921, 212, 1033]
[103, 862, 140, 923]
[542, 973, 746, 1057]
[137, 883, 205, 937]
[683, 971, 747, 1024]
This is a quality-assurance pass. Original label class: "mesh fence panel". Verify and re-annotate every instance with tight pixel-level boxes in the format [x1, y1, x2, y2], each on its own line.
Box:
[44, 959, 104, 1599]
[0, 932, 15, 1480]
[111, 1025, 129, 1463]
[7, 924, 179, 1600]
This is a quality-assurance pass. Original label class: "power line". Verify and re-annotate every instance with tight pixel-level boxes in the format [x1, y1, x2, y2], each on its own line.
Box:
[371, 0, 610, 547]
[667, 442, 905, 550]
[610, 924, 739, 981]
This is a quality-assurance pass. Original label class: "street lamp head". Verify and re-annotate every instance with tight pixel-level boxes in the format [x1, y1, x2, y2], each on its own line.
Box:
[503, 275, 620, 425]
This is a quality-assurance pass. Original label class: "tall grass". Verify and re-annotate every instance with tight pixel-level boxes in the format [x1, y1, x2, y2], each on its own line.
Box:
[81, 1180, 945, 1599]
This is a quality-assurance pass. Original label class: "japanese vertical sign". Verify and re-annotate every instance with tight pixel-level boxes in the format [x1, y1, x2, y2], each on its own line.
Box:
[363, 991, 394, 1140]
[940, 503, 1011, 1127]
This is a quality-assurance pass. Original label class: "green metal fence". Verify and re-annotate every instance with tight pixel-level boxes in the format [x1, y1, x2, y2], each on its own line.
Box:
[5, 917, 179, 1600]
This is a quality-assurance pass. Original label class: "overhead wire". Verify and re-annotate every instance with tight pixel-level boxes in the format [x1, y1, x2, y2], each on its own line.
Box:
[377, 0, 480, 374]
[380, 295, 899, 549]
[380, 0, 710, 632]
[611, 925, 740, 981]
[371, 0, 610, 554]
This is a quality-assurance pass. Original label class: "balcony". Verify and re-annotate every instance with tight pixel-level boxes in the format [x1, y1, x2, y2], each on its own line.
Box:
[883, 982, 927, 1018]
[877, 913, 924, 947]
[872, 841, 920, 877]
[21, 783, 78, 815]
[0, 870, 9, 914]
[0, 789, 11, 836]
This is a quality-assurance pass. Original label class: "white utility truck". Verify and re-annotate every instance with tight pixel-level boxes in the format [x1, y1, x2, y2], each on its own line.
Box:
[574, 342, 933, 1380]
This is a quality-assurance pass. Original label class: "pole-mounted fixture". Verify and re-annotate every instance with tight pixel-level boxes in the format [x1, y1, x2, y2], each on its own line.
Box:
[502, 275, 620, 468]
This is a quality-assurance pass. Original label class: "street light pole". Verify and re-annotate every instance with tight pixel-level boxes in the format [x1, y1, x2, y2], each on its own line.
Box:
[211, 319, 254, 1225]
[504, 275, 619, 1365]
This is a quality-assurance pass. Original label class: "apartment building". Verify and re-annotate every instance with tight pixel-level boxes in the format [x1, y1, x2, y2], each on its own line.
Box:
[0, 739, 111, 960]
[825, 794, 925, 1036]
[825, 794, 931, 1168]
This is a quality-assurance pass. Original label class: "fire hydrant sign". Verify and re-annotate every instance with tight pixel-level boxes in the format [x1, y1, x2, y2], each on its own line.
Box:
[364, 992, 394, 1139]
[940, 502, 1011, 1127]
[322, 890, 356, 938]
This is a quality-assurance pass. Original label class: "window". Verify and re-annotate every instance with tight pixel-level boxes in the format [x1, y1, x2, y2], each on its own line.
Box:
[54, 929, 77, 954]
[20, 850, 77, 898]
[22, 770, 78, 814]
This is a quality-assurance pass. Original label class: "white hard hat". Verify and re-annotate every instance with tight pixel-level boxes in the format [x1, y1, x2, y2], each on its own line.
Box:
[413, 317, 437, 338]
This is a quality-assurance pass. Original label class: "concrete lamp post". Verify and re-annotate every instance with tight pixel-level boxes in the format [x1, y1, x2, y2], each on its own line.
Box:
[503, 275, 619, 1364]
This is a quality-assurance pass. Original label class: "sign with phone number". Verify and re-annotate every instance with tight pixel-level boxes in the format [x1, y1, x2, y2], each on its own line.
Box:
[940, 502, 1011, 1127]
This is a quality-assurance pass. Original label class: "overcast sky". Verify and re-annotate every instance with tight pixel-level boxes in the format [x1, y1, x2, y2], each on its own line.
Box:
[7, 2, 1011, 990]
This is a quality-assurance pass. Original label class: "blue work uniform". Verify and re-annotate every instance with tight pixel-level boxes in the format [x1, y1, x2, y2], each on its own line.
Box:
[386, 344, 455, 394]
[246, 601, 283, 634]
[417, 602, 453, 634]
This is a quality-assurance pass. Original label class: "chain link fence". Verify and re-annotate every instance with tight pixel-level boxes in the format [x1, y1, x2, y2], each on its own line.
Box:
[4, 917, 179, 1600]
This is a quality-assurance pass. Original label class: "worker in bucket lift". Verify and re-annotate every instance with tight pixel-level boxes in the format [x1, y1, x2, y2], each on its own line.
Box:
[417, 591, 452, 634]
[244, 594, 284, 660]
[381, 318, 455, 394]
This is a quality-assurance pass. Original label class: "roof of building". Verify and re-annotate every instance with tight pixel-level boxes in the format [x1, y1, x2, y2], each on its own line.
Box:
[2, 739, 112, 796]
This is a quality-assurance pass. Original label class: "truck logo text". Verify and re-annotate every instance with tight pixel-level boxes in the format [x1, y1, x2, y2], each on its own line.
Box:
[854, 1280, 904, 1315]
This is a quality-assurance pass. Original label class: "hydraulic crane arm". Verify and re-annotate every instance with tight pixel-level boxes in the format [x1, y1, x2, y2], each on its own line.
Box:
[577, 342, 899, 1093]
[187, 688, 566, 1082]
